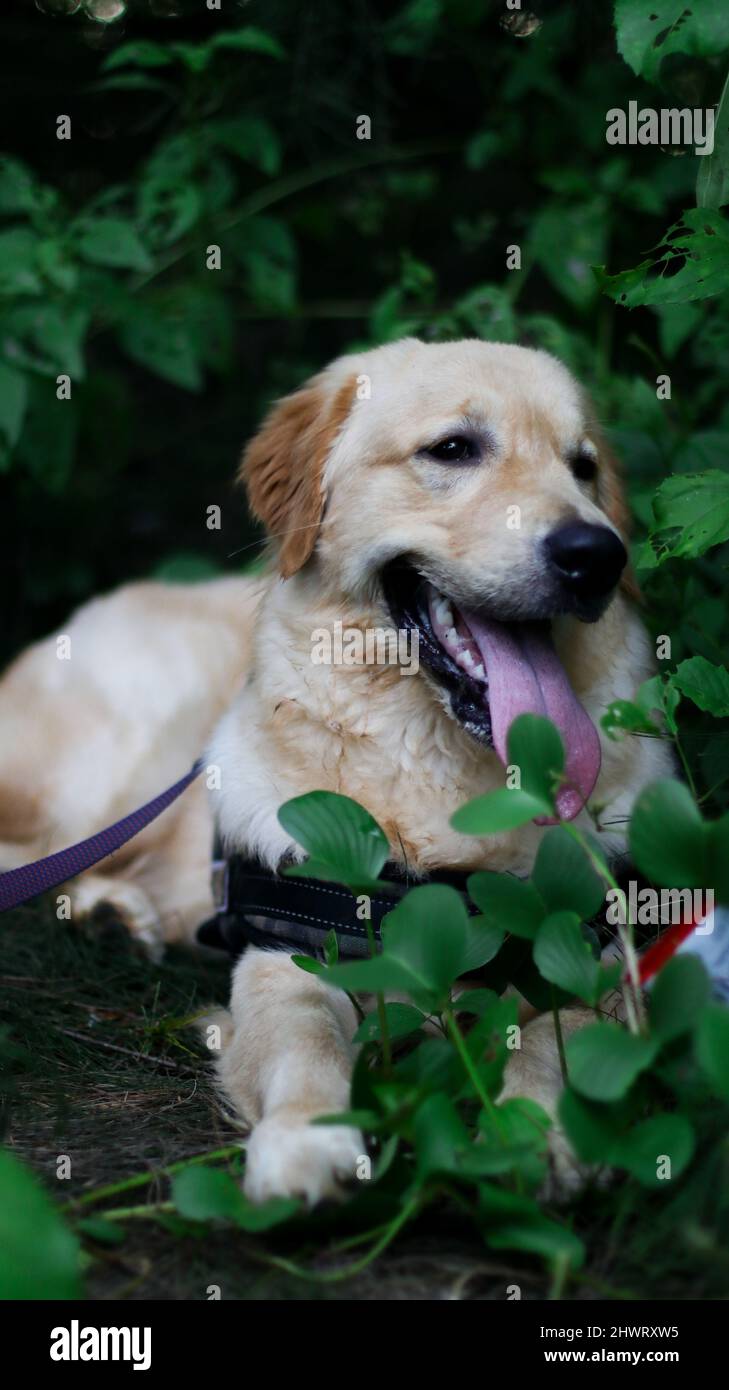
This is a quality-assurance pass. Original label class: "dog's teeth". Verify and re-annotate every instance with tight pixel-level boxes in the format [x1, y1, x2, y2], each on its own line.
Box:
[435, 601, 453, 626]
[474, 663, 486, 680]
[460, 650, 475, 669]
[446, 627, 458, 645]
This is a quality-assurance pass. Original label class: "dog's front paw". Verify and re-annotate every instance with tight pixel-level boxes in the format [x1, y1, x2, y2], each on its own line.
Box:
[70, 873, 165, 961]
[499, 1007, 600, 1203]
[243, 1113, 365, 1206]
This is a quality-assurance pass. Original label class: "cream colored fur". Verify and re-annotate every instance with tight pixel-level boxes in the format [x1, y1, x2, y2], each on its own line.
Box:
[0, 338, 673, 1203]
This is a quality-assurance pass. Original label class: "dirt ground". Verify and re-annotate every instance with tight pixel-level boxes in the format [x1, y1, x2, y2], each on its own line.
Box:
[2, 904, 728, 1301]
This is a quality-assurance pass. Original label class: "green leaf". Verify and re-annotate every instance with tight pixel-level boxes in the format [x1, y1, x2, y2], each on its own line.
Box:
[508, 713, 565, 808]
[209, 27, 286, 62]
[76, 217, 153, 272]
[0, 362, 28, 448]
[672, 655, 729, 717]
[385, 0, 442, 56]
[76, 1216, 126, 1247]
[531, 199, 606, 309]
[697, 67, 729, 210]
[615, 1, 729, 84]
[323, 927, 339, 967]
[172, 1166, 244, 1222]
[460, 914, 505, 972]
[560, 1091, 695, 1185]
[383, 884, 472, 997]
[488, 1214, 584, 1267]
[235, 217, 297, 314]
[4, 302, 88, 380]
[479, 1097, 551, 1186]
[531, 827, 606, 919]
[601, 698, 658, 739]
[278, 790, 390, 892]
[171, 1165, 298, 1230]
[534, 911, 619, 1006]
[611, 1113, 695, 1186]
[559, 1087, 616, 1164]
[451, 788, 549, 835]
[211, 117, 282, 177]
[565, 1023, 658, 1101]
[326, 884, 475, 1010]
[629, 779, 708, 888]
[15, 377, 78, 492]
[315, 954, 418, 999]
[0, 1149, 82, 1298]
[708, 814, 729, 905]
[0, 157, 46, 215]
[413, 1092, 471, 1180]
[138, 178, 201, 248]
[0, 227, 43, 295]
[648, 472, 729, 561]
[695, 1004, 729, 1101]
[291, 953, 329, 978]
[101, 39, 174, 72]
[596, 211, 729, 308]
[649, 954, 712, 1042]
[118, 303, 202, 391]
[467, 870, 544, 939]
[353, 1003, 424, 1044]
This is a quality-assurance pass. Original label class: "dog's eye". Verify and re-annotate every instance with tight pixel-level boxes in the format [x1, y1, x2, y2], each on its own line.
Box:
[572, 450, 598, 483]
[425, 435, 476, 463]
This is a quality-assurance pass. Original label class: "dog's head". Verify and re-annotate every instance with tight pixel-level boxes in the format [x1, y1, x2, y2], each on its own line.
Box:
[242, 338, 632, 818]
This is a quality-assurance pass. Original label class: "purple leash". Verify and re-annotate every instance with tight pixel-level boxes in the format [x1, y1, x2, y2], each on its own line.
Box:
[0, 760, 202, 913]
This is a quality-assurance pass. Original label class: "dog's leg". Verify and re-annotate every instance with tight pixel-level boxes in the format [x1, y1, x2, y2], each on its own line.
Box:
[216, 948, 364, 1205]
[499, 1005, 595, 1200]
[69, 872, 165, 960]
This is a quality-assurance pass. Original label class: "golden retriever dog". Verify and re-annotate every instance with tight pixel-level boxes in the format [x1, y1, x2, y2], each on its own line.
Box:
[0, 338, 672, 1203]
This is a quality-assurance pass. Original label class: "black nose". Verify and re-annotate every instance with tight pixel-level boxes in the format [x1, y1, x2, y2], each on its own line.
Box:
[544, 522, 627, 601]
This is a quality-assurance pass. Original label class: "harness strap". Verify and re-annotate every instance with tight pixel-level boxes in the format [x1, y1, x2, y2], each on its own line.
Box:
[196, 853, 480, 959]
[0, 760, 202, 913]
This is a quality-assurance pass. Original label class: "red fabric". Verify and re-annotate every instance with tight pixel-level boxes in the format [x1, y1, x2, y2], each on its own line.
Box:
[638, 916, 699, 985]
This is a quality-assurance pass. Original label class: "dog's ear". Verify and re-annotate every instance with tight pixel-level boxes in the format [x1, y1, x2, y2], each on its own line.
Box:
[240, 372, 356, 579]
[594, 432, 641, 601]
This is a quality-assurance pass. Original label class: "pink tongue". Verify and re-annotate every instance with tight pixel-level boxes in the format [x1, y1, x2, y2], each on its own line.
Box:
[461, 610, 601, 820]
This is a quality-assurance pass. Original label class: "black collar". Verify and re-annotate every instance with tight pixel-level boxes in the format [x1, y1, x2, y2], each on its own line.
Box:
[196, 850, 647, 973]
[196, 854, 478, 960]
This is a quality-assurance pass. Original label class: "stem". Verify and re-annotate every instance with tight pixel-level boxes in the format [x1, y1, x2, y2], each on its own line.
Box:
[100, 1201, 174, 1223]
[364, 912, 392, 1075]
[444, 1007, 497, 1118]
[674, 729, 698, 801]
[64, 1144, 242, 1214]
[560, 821, 645, 1035]
[126, 140, 458, 301]
[550, 986, 568, 1085]
[253, 1194, 421, 1284]
[548, 1250, 572, 1301]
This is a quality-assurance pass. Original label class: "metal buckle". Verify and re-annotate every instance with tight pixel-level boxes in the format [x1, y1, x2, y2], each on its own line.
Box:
[210, 857, 229, 914]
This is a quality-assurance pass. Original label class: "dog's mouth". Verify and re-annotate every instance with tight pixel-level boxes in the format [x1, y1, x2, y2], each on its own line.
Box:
[381, 559, 601, 820]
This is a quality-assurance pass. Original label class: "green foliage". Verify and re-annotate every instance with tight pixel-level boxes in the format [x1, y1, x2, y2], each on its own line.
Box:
[614, 1, 729, 85]
[257, 731, 729, 1277]
[0, 1149, 82, 1299]
[278, 790, 392, 895]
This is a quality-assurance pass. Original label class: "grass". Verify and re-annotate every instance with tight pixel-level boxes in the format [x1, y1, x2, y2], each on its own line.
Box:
[2, 902, 729, 1301]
